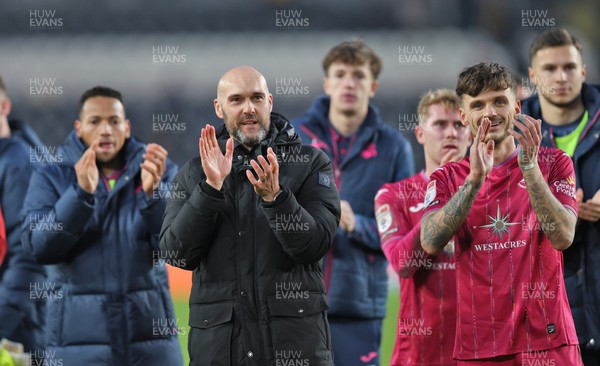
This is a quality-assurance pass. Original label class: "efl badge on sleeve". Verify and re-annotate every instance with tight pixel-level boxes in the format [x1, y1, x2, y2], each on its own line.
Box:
[424, 180, 437, 207]
[376, 204, 392, 234]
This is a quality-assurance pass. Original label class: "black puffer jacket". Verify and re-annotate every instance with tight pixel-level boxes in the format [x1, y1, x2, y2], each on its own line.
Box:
[159, 113, 340, 366]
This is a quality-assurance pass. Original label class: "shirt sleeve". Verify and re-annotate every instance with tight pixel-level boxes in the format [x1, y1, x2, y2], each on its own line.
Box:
[375, 183, 431, 278]
[546, 150, 578, 215]
[422, 167, 452, 216]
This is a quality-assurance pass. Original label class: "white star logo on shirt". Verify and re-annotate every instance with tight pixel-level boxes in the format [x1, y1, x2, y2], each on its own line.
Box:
[476, 205, 519, 239]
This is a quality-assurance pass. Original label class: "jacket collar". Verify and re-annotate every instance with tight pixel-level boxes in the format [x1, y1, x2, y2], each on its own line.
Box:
[522, 83, 600, 159]
[300, 96, 382, 142]
[60, 130, 145, 172]
[299, 96, 383, 167]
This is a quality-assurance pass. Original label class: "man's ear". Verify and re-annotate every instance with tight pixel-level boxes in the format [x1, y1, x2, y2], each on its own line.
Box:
[415, 124, 426, 145]
[214, 99, 224, 119]
[515, 99, 521, 114]
[323, 77, 331, 97]
[0, 97, 12, 117]
[75, 120, 82, 138]
[369, 80, 379, 98]
[268, 93, 273, 113]
[528, 67, 536, 86]
[459, 108, 469, 127]
[125, 119, 131, 139]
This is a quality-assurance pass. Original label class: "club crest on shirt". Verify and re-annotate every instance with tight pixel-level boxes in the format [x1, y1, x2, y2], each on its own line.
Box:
[376, 204, 393, 234]
[424, 180, 436, 207]
[474, 205, 519, 240]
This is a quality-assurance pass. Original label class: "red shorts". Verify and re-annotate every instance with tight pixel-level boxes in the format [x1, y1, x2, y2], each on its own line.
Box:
[457, 345, 583, 366]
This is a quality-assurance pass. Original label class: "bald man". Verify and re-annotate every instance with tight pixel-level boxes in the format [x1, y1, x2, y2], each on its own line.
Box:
[160, 66, 341, 365]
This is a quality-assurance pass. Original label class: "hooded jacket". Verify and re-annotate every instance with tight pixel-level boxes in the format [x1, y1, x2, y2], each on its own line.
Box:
[521, 83, 600, 349]
[20, 130, 183, 365]
[0, 119, 46, 353]
[293, 96, 414, 319]
[159, 113, 340, 366]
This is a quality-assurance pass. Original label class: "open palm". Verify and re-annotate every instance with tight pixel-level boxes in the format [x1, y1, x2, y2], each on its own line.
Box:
[199, 124, 233, 190]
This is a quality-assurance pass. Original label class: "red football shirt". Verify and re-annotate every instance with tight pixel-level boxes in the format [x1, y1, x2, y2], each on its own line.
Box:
[423, 146, 579, 360]
[376, 172, 457, 366]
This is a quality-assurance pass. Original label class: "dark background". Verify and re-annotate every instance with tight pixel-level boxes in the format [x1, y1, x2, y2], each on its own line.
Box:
[2, 0, 598, 171]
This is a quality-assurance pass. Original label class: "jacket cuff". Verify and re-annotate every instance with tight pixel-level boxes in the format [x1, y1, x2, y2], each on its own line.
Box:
[200, 180, 225, 199]
[75, 184, 95, 206]
[137, 189, 156, 209]
[261, 186, 289, 208]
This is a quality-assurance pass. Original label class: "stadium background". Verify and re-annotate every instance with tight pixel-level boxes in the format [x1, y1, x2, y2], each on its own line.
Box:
[1, 1, 598, 363]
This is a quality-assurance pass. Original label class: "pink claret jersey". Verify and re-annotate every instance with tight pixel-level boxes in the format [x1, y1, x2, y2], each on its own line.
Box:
[376, 171, 457, 365]
[424, 146, 579, 360]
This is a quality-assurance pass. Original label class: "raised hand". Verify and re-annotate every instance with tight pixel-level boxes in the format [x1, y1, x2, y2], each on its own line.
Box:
[509, 114, 542, 171]
[440, 148, 465, 166]
[199, 124, 233, 190]
[577, 188, 600, 222]
[75, 139, 100, 194]
[141, 143, 168, 196]
[246, 147, 280, 202]
[339, 200, 356, 233]
[468, 117, 494, 182]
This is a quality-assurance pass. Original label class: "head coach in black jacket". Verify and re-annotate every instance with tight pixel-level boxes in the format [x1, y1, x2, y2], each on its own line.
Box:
[159, 66, 341, 366]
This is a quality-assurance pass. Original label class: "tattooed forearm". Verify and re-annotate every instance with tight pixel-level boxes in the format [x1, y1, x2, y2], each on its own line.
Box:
[523, 168, 576, 250]
[421, 178, 482, 255]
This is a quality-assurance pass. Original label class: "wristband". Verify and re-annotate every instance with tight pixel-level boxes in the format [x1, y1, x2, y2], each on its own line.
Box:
[521, 161, 536, 171]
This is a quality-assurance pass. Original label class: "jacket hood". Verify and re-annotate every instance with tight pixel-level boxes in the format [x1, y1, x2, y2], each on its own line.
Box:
[521, 83, 600, 156]
[8, 118, 45, 148]
[521, 83, 600, 131]
[59, 130, 146, 166]
[299, 96, 383, 137]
